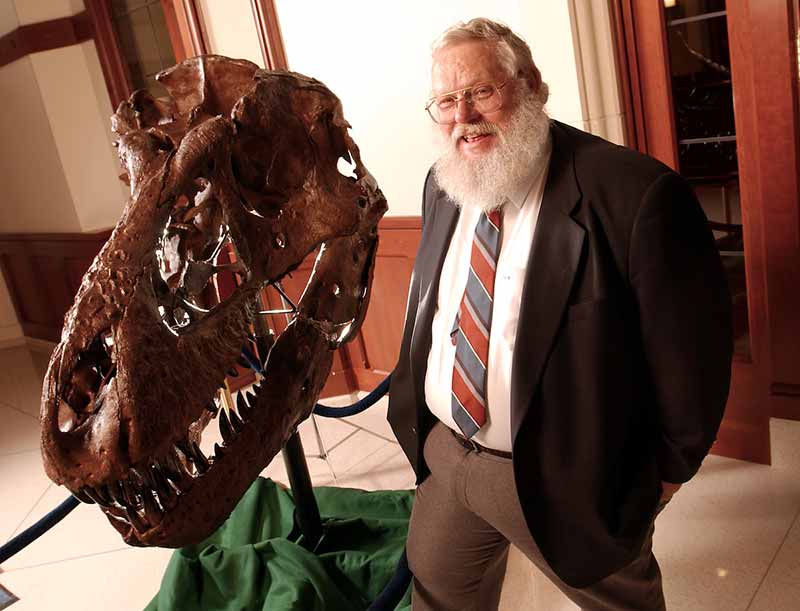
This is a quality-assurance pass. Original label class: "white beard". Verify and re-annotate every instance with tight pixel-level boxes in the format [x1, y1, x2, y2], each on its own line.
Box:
[432, 93, 550, 212]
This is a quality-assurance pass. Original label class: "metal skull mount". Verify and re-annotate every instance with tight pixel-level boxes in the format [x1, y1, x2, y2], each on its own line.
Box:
[39, 55, 387, 547]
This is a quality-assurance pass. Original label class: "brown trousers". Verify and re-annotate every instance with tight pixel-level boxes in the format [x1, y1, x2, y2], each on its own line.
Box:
[407, 422, 666, 610]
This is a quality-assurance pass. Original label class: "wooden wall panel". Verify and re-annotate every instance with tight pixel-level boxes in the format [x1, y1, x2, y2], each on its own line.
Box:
[353, 218, 421, 389]
[0, 231, 111, 342]
[0, 11, 92, 69]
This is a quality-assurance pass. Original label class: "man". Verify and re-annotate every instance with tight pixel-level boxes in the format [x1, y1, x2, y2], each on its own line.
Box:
[387, 18, 732, 611]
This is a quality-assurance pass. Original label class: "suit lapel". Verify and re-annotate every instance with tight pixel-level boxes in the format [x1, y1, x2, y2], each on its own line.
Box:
[510, 122, 585, 441]
[409, 191, 460, 391]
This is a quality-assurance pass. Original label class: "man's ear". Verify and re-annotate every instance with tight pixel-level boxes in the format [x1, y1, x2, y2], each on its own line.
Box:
[519, 67, 542, 95]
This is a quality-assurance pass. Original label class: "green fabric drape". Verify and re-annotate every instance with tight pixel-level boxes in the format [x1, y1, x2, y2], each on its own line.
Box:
[146, 477, 413, 611]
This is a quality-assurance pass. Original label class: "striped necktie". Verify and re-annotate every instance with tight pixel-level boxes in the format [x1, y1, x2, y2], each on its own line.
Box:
[451, 209, 502, 438]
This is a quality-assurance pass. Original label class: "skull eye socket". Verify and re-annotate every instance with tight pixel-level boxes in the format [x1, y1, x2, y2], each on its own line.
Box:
[153, 176, 246, 335]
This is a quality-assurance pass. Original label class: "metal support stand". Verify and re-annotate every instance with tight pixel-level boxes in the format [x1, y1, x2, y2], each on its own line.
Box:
[282, 431, 323, 550]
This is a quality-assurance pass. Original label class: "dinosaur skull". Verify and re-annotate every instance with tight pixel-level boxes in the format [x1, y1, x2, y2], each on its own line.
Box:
[39, 56, 387, 547]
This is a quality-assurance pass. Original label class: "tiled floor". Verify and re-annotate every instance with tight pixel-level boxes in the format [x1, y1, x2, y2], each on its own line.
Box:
[1, 342, 799, 610]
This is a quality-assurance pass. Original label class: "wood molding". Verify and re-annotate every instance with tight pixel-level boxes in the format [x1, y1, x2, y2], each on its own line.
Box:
[609, 0, 643, 149]
[0, 11, 92, 70]
[611, 0, 679, 167]
[250, 0, 289, 70]
[0, 230, 112, 343]
[85, 0, 133, 109]
[161, 0, 207, 61]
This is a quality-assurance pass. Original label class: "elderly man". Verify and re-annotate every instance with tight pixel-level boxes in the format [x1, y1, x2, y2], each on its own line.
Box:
[387, 17, 732, 611]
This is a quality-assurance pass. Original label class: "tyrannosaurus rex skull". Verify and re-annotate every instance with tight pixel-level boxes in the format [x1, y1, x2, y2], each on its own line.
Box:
[39, 55, 387, 547]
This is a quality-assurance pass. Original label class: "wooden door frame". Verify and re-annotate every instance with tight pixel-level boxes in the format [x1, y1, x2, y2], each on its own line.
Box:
[86, 0, 208, 109]
[609, 0, 796, 463]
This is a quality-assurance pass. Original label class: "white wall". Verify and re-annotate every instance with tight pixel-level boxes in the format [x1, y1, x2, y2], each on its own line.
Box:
[273, 1, 584, 216]
[197, 0, 264, 66]
[28, 43, 128, 231]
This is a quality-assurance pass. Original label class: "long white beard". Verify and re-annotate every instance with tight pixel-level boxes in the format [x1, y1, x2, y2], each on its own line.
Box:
[433, 94, 550, 212]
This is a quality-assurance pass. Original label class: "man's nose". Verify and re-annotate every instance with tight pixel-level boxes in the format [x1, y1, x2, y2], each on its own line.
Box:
[454, 97, 479, 123]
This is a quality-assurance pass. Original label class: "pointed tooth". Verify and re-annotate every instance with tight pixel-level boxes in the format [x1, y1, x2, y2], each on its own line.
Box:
[168, 447, 193, 481]
[74, 487, 96, 504]
[191, 442, 209, 473]
[83, 487, 104, 504]
[124, 506, 149, 532]
[140, 488, 164, 523]
[161, 454, 182, 482]
[219, 409, 234, 443]
[109, 481, 129, 506]
[130, 466, 151, 489]
[176, 441, 195, 465]
[229, 408, 244, 432]
[94, 484, 112, 505]
[151, 465, 177, 509]
[236, 392, 251, 419]
[245, 390, 257, 404]
[122, 478, 140, 505]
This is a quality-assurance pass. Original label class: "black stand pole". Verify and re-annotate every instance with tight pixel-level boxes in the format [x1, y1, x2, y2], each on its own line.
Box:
[282, 431, 323, 549]
[253, 309, 323, 551]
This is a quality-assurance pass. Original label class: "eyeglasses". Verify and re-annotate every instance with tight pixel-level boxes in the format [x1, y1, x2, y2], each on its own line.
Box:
[425, 80, 514, 125]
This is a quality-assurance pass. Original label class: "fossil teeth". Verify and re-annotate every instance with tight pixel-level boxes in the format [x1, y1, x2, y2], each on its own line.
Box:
[93, 484, 113, 505]
[219, 409, 234, 443]
[131, 466, 156, 490]
[236, 392, 251, 420]
[124, 506, 149, 532]
[74, 487, 96, 504]
[151, 464, 177, 509]
[168, 446, 194, 481]
[191, 441, 209, 474]
[109, 480, 129, 506]
[229, 408, 244, 433]
[140, 488, 164, 524]
[122, 478, 140, 505]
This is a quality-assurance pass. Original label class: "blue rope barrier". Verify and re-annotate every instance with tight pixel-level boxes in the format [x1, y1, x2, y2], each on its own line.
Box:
[240, 346, 392, 418]
[368, 547, 411, 611]
[0, 495, 80, 564]
[313, 373, 392, 418]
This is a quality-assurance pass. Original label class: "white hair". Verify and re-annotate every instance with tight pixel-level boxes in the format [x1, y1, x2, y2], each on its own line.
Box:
[432, 17, 549, 103]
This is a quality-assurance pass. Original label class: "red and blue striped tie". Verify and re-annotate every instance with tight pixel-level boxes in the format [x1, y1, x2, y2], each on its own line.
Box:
[451, 209, 502, 438]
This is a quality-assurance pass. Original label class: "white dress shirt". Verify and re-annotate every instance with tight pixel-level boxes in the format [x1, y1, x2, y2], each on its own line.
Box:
[424, 138, 553, 451]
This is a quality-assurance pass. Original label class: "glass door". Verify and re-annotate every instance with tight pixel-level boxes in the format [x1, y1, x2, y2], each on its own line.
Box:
[663, 0, 750, 358]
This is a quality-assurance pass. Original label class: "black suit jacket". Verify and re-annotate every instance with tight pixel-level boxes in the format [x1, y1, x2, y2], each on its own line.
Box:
[388, 120, 733, 588]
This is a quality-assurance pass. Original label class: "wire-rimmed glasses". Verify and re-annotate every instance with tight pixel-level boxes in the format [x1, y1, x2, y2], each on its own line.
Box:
[425, 80, 513, 125]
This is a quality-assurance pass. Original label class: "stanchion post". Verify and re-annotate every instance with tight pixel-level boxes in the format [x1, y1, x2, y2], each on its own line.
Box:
[282, 432, 323, 549]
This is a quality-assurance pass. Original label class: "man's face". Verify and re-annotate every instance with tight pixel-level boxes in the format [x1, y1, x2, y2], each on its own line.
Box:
[431, 41, 518, 160]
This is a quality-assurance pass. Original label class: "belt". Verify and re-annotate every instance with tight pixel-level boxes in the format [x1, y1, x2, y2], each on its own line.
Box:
[450, 429, 513, 459]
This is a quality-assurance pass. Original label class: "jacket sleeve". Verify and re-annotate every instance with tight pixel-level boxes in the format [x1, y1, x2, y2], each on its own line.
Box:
[629, 171, 733, 483]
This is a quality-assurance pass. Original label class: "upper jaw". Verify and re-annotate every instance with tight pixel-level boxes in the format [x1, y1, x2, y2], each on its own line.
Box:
[458, 132, 497, 157]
